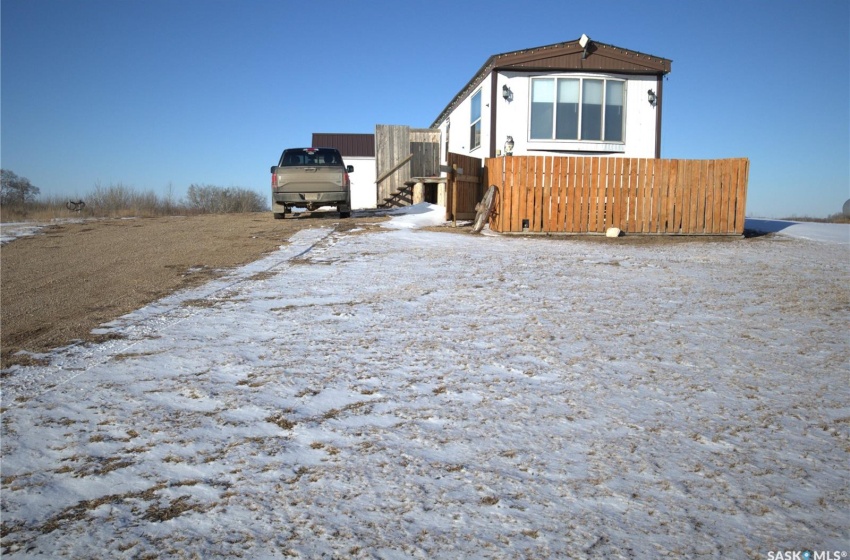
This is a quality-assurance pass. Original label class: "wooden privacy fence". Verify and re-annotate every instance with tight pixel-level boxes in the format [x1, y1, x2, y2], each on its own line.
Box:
[484, 156, 749, 235]
[446, 152, 484, 221]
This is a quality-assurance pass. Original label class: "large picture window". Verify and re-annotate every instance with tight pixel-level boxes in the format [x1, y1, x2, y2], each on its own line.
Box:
[530, 77, 625, 143]
[470, 90, 482, 150]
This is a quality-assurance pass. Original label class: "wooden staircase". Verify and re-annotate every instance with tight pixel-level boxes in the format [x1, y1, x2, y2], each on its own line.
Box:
[378, 184, 414, 208]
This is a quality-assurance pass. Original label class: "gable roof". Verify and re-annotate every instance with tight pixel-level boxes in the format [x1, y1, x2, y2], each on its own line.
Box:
[431, 37, 672, 128]
[312, 133, 375, 157]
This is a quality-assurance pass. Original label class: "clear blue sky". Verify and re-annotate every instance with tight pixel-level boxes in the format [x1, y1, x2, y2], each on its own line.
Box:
[2, 0, 848, 218]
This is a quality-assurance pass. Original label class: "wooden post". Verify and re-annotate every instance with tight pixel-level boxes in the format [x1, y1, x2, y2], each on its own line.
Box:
[452, 163, 458, 227]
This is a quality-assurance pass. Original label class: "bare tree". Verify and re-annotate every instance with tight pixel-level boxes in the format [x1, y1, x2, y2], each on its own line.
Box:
[1, 169, 41, 205]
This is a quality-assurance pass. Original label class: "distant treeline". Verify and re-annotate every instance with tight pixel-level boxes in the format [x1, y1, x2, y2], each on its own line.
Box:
[0, 174, 269, 221]
[778, 213, 850, 224]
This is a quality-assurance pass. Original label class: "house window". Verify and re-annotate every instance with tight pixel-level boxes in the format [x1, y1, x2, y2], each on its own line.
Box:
[557, 79, 580, 140]
[530, 79, 554, 139]
[530, 77, 625, 143]
[470, 90, 482, 150]
[605, 80, 624, 142]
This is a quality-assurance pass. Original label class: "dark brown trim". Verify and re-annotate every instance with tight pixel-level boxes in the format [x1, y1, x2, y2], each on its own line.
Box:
[655, 75, 663, 158]
[489, 72, 498, 157]
[311, 133, 375, 157]
[492, 40, 669, 72]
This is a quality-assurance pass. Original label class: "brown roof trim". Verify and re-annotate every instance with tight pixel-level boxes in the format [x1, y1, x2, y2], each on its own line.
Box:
[311, 133, 375, 157]
[430, 38, 672, 129]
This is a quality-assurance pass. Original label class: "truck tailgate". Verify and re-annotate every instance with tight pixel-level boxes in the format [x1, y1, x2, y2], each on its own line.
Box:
[274, 167, 345, 193]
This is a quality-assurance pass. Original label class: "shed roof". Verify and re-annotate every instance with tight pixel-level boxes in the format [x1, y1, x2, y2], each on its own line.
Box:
[431, 37, 672, 128]
[312, 133, 375, 157]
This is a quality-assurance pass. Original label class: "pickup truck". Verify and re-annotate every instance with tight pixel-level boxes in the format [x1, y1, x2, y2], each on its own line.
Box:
[270, 147, 353, 219]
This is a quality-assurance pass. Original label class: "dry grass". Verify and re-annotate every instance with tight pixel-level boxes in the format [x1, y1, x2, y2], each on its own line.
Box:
[266, 413, 296, 430]
[0, 183, 268, 222]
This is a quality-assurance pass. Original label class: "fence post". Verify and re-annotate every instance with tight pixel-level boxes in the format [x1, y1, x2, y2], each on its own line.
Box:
[452, 163, 457, 228]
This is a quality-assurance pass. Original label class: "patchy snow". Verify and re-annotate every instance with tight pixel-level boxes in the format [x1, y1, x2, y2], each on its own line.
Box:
[2, 211, 849, 558]
[0, 222, 49, 245]
[0, 218, 93, 245]
[378, 203, 450, 229]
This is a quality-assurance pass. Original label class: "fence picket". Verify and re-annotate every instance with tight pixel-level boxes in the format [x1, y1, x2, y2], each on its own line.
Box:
[552, 157, 563, 232]
[599, 158, 608, 231]
[703, 160, 714, 233]
[544, 155, 550, 231]
[687, 160, 698, 233]
[646, 159, 656, 233]
[538, 157, 546, 232]
[550, 158, 558, 232]
[588, 158, 597, 232]
[672, 160, 682, 233]
[734, 159, 749, 234]
[590, 158, 596, 231]
[636, 159, 648, 233]
[718, 159, 730, 233]
[574, 158, 583, 232]
[655, 160, 664, 233]
[672, 160, 683, 233]
[708, 160, 719, 234]
[511, 157, 527, 231]
[694, 160, 706, 233]
[724, 159, 738, 233]
[587, 157, 597, 232]
[564, 157, 575, 233]
[618, 159, 637, 232]
[606, 158, 615, 231]
[533, 156, 544, 232]
[666, 160, 677, 233]
[528, 160, 533, 231]
[503, 157, 513, 231]
[681, 160, 692, 234]
[498, 157, 506, 232]
[567, 157, 577, 232]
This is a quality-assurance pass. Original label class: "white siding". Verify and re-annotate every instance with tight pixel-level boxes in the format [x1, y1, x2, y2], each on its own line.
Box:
[345, 156, 377, 209]
[439, 79, 492, 163]
[437, 71, 660, 161]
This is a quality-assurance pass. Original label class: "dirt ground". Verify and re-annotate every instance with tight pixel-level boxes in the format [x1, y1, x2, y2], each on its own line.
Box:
[0, 211, 387, 369]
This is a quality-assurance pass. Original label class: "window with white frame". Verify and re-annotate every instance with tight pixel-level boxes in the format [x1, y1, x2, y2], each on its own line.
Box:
[530, 77, 625, 143]
[469, 90, 482, 150]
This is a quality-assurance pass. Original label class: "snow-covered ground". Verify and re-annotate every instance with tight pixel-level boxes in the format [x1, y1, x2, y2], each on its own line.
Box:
[2, 206, 848, 558]
[746, 218, 850, 245]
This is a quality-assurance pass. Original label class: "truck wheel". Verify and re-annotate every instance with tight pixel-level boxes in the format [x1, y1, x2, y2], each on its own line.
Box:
[339, 211, 351, 219]
[273, 213, 285, 220]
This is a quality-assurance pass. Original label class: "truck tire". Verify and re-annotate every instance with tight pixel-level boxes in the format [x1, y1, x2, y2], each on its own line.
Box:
[273, 213, 285, 220]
